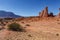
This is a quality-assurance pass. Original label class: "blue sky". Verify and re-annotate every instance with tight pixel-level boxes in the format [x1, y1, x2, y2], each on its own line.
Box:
[0, 0, 60, 16]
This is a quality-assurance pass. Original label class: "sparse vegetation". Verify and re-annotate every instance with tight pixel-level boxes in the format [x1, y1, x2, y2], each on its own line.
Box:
[0, 19, 2, 22]
[57, 22, 60, 24]
[28, 34, 32, 37]
[56, 33, 59, 36]
[21, 22, 24, 24]
[26, 24, 30, 26]
[57, 19, 59, 21]
[8, 23, 25, 32]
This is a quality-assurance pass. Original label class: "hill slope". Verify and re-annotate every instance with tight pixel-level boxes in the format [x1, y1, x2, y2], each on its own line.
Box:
[0, 11, 21, 18]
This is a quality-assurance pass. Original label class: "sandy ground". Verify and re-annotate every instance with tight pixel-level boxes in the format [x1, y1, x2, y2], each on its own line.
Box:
[0, 18, 60, 40]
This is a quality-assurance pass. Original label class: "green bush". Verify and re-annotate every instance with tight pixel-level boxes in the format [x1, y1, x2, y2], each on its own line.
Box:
[8, 23, 24, 32]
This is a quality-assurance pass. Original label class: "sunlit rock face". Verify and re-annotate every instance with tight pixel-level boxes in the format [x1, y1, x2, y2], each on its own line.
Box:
[56, 13, 60, 18]
[43, 7, 48, 17]
[39, 7, 56, 17]
[39, 10, 44, 17]
[0, 11, 21, 18]
[39, 7, 49, 17]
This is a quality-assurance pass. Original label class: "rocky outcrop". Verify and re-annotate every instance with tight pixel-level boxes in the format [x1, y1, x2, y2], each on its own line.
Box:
[39, 10, 44, 17]
[56, 8, 60, 18]
[43, 7, 48, 17]
[49, 12, 54, 17]
[56, 13, 60, 17]
[39, 7, 49, 17]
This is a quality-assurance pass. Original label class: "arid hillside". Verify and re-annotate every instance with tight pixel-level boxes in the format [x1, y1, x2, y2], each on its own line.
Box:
[0, 17, 60, 40]
[0, 7, 60, 40]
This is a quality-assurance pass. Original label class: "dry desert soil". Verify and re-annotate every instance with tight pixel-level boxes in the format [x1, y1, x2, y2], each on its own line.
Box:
[0, 17, 60, 40]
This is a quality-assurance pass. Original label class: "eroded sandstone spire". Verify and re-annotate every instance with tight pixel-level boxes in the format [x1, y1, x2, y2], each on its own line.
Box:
[39, 10, 44, 17]
[56, 8, 60, 17]
[57, 13, 60, 17]
[39, 7, 49, 17]
[43, 7, 48, 17]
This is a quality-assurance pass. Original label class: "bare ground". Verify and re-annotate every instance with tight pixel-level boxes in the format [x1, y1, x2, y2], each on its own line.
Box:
[0, 18, 60, 40]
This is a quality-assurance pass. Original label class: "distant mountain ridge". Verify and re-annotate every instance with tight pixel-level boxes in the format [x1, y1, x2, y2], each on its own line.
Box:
[0, 11, 21, 18]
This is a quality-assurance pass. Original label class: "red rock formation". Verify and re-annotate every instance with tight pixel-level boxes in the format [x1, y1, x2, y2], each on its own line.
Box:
[39, 7, 49, 17]
[43, 7, 48, 17]
[49, 12, 54, 17]
[57, 13, 60, 17]
[39, 10, 44, 17]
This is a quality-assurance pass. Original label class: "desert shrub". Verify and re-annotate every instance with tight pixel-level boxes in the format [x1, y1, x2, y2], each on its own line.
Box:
[28, 34, 32, 37]
[56, 33, 59, 36]
[57, 23, 60, 24]
[8, 23, 24, 32]
[21, 22, 24, 24]
[57, 19, 59, 21]
[0, 19, 2, 22]
[26, 24, 30, 26]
